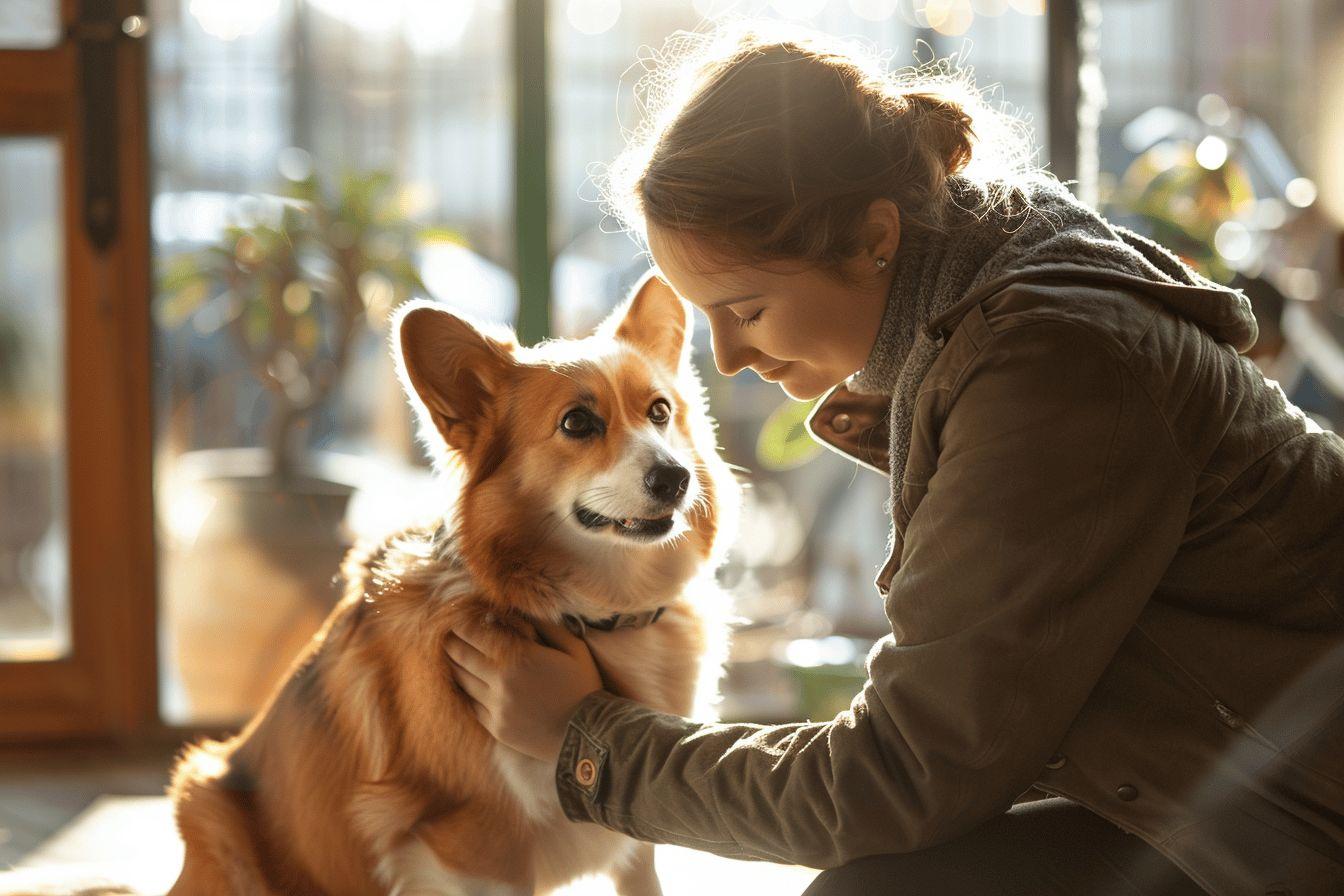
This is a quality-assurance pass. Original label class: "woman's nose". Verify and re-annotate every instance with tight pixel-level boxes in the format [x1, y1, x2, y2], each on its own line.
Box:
[708, 319, 753, 377]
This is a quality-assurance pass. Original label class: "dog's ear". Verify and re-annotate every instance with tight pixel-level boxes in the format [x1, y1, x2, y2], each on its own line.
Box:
[610, 269, 692, 372]
[393, 302, 517, 455]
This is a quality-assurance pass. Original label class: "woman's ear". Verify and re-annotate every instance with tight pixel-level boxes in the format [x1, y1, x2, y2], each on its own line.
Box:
[393, 301, 517, 455]
[862, 198, 902, 267]
[609, 269, 692, 372]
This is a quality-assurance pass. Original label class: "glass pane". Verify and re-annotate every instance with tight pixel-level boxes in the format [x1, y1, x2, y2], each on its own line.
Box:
[0, 137, 69, 661]
[550, 3, 1047, 721]
[0, 0, 62, 49]
[148, 0, 513, 723]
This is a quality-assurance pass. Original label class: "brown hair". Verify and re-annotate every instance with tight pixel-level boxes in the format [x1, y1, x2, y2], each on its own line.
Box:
[603, 23, 1039, 274]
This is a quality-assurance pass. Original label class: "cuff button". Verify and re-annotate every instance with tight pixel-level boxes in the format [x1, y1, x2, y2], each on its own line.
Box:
[575, 757, 598, 788]
[830, 413, 852, 434]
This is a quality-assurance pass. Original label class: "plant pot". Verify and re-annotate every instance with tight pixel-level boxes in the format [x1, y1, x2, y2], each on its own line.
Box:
[159, 447, 358, 724]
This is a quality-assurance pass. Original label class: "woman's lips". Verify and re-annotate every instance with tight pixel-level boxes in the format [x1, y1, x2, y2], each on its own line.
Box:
[757, 362, 789, 382]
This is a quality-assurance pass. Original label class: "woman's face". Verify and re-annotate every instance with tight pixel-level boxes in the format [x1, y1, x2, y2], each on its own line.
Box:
[646, 221, 897, 401]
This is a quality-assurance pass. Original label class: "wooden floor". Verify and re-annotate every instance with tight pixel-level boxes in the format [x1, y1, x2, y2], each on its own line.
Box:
[0, 745, 818, 895]
[0, 743, 176, 867]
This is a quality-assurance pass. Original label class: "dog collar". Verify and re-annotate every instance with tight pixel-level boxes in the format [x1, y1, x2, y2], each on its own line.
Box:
[561, 606, 666, 637]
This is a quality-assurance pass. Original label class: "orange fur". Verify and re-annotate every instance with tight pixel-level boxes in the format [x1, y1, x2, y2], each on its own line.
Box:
[168, 273, 739, 895]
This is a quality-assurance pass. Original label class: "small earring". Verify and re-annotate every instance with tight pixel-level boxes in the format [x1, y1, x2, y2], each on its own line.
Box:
[875, 257, 888, 270]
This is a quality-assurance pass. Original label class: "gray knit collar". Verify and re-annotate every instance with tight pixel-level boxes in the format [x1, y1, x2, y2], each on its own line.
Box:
[846, 175, 1033, 396]
[846, 171, 1171, 398]
[838, 172, 1181, 501]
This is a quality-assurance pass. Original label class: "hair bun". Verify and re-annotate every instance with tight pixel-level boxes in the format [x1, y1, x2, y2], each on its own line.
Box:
[608, 23, 1038, 267]
[898, 92, 975, 180]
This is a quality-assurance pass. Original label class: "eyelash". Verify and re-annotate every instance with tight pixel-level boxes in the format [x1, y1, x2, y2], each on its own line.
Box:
[734, 309, 763, 328]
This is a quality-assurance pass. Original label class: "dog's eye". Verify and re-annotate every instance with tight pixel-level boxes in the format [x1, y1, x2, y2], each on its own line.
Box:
[560, 409, 599, 437]
[648, 399, 672, 426]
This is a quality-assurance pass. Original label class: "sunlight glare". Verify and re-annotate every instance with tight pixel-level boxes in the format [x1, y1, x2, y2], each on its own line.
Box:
[189, 0, 280, 40]
[849, 0, 899, 20]
[926, 0, 973, 35]
[567, 0, 621, 35]
[303, 0, 475, 52]
[1285, 177, 1318, 209]
[771, 0, 830, 19]
[1195, 135, 1229, 170]
[692, 0, 741, 17]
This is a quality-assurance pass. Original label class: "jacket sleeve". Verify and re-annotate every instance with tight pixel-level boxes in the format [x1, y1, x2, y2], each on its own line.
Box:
[554, 319, 1198, 868]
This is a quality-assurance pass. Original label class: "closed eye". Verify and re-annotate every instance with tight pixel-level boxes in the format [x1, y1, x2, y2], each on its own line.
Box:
[734, 308, 763, 328]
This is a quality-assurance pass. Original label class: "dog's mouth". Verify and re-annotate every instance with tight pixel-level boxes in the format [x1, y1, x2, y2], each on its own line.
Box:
[574, 505, 676, 540]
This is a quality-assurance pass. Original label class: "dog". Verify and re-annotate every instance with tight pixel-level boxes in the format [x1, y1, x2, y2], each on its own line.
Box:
[167, 270, 740, 895]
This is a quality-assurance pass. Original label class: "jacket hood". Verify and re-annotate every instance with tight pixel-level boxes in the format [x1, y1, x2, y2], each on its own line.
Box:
[924, 177, 1261, 354]
[1074, 221, 1260, 351]
[927, 261, 1261, 354]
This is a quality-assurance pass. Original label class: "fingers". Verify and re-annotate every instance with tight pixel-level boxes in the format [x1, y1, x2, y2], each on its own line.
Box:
[534, 618, 586, 658]
[445, 632, 493, 680]
[447, 655, 496, 732]
[459, 617, 535, 647]
[453, 619, 492, 651]
[454, 684, 492, 731]
[450, 658, 490, 705]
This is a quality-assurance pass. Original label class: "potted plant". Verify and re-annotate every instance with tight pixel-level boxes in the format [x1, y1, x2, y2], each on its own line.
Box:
[156, 170, 427, 721]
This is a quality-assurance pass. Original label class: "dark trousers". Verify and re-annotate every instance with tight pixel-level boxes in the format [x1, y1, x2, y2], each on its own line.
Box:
[801, 798, 1209, 896]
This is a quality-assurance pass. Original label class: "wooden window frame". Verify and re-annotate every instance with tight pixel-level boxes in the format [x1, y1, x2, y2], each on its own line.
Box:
[0, 0, 157, 742]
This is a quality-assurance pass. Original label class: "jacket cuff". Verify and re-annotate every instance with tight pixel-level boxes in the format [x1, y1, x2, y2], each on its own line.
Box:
[556, 689, 627, 823]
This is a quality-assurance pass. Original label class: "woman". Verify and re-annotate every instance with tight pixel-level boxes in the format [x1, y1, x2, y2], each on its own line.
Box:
[446, 25, 1344, 895]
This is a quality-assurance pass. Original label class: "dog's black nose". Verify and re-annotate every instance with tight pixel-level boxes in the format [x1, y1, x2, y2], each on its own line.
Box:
[644, 463, 690, 504]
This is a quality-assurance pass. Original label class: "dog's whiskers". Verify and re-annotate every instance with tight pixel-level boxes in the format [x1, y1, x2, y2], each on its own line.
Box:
[532, 486, 621, 544]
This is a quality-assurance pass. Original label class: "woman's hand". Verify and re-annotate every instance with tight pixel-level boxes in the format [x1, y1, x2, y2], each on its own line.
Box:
[446, 617, 605, 764]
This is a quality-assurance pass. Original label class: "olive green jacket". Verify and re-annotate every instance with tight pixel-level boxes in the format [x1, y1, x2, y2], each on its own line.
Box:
[556, 267, 1344, 896]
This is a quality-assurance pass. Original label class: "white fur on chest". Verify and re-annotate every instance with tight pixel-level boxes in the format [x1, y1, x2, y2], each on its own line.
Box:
[486, 603, 725, 890]
[490, 746, 640, 890]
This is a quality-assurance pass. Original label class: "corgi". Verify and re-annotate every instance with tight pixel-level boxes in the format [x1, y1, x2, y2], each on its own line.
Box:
[166, 270, 740, 895]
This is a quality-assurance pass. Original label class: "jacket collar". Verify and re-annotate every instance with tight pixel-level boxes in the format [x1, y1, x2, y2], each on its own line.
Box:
[805, 384, 892, 476]
[806, 262, 1259, 474]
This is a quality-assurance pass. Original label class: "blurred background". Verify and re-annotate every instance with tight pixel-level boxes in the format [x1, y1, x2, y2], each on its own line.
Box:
[3, 0, 1344, 880]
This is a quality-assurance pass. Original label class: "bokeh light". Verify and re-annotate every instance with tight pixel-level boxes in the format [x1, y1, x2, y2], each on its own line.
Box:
[567, 0, 621, 35]
[276, 147, 314, 183]
[692, 0, 740, 18]
[1213, 221, 1252, 264]
[1196, 93, 1232, 128]
[302, 0, 474, 52]
[1195, 135, 1229, 170]
[925, 0, 974, 35]
[1254, 197, 1287, 230]
[1280, 267, 1322, 302]
[281, 281, 312, 316]
[1285, 176, 1318, 208]
[403, 0, 475, 54]
[850, 0, 900, 21]
[771, 0, 831, 19]
[189, 0, 280, 41]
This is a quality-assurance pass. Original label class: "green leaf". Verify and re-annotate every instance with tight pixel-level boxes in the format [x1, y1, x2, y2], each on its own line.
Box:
[158, 253, 210, 294]
[417, 225, 468, 246]
[756, 397, 823, 471]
